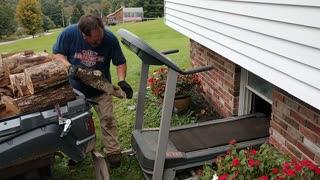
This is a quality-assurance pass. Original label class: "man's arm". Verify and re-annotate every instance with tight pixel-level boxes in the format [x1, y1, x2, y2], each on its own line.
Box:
[116, 64, 127, 81]
[52, 54, 70, 68]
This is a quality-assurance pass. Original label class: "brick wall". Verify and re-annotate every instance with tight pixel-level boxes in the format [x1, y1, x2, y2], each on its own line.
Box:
[190, 39, 241, 117]
[270, 87, 320, 164]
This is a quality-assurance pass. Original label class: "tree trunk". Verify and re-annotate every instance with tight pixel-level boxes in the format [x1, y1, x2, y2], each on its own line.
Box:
[13, 83, 76, 114]
[77, 68, 126, 98]
[3, 52, 52, 75]
[24, 60, 69, 94]
[9, 73, 31, 97]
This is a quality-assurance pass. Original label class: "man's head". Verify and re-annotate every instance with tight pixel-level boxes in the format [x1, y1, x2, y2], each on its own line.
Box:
[78, 14, 104, 47]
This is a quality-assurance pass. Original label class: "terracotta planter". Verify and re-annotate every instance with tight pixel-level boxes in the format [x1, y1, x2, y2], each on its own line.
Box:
[160, 95, 192, 111]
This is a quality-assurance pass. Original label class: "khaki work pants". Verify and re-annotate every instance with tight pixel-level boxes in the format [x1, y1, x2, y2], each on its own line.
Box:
[92, 94, 120, 155]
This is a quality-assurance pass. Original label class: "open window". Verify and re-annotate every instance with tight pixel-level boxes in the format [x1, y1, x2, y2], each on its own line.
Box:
[239, 69, 273, 118]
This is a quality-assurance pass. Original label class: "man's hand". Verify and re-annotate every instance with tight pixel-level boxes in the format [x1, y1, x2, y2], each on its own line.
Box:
[68, 64, 80, 79]
[118, 81, 133, 99]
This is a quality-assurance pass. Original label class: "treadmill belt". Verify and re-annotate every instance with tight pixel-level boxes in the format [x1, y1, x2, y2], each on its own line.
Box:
[169, 116, 269, 152]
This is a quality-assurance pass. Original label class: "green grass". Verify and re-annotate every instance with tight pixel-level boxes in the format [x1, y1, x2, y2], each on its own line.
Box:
[0, 19, 193, 179]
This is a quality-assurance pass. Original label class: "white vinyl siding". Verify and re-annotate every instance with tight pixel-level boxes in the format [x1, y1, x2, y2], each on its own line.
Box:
[165, 0, 320, 110]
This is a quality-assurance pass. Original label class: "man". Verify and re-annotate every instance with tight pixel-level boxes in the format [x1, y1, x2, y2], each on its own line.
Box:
[52, 14, 133, 168]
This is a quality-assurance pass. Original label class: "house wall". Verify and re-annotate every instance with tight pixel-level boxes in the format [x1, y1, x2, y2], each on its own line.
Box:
[191, 39, 320, 165]
[191, 40, 241, 117]
[164, 0, 320, 110]
[271, 87, 320, 164]
[113, 9, 123, 23]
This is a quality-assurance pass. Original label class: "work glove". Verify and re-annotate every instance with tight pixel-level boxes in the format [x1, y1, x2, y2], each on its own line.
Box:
[68, 64, 81, 80]
[118, 80, 133, 99]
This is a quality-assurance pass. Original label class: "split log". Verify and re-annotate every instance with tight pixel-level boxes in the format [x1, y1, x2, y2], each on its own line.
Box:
[13, 83, 76, 114]
[24, 60, 68, 94]
[0, 74, 9, 88]
[77, 68, 126, 98]
[3, 52, 52, 75]
[0, 96, 20, 118]
[0, 87, 13, 97]
[9, 73, 31, 97]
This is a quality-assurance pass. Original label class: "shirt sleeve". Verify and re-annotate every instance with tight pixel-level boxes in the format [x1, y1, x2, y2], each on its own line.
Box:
[111, 37, 127, 66]
[52, 30, 69, 56]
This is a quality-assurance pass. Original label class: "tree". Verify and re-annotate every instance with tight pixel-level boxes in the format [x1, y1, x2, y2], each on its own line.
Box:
[70, 6, 81, 24]
[0, 0, 17, 38]
[40, 0, 65, 27]
[16, 0, 43, 37]
[42, 15, 55, 32]
[129, 0, 163, 18]
[75, 2, 85, 16]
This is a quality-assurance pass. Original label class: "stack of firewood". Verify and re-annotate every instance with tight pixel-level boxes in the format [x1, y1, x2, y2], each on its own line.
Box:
[0, 50, 76, 118]
[0, 50, 126, 119]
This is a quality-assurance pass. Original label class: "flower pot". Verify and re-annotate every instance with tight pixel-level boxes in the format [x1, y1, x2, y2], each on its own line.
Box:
[173, 95, 191, 111]
[160, 95, 192, 111]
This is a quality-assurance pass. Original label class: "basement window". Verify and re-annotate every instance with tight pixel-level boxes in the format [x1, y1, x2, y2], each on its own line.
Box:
[239, 69, 274, 116]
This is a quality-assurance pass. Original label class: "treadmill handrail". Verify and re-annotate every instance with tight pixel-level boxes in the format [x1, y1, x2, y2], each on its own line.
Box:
[118, 29, 213, 75]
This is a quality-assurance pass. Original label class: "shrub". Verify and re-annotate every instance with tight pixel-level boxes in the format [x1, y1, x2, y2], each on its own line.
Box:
[198, 140, 320, 180]
[148, 67, 203, 98]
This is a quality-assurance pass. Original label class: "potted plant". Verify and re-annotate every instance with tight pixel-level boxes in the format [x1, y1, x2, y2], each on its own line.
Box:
[197, 140, 320, 180]
[148, 67, 204, 110]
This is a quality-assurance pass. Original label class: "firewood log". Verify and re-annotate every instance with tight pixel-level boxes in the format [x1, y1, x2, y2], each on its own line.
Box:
[9, 73, 31, 97]
[77, 68, 126, 98]
[3, 52, 52, 75]
[14, 83, 76, 114]
[24, 60, 69, 94]
[0, 95, 20, 118]
[0, 87, 13, 97]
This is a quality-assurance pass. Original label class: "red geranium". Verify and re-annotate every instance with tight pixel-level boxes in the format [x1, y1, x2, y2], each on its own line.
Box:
[148, 67, 204, 98]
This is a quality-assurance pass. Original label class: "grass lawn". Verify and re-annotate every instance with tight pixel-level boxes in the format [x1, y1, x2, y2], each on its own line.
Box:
[0, 19, 193, 179]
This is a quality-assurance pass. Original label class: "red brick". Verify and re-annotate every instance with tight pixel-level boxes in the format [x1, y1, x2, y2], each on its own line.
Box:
[299, 106, 315, 122]
[290, 110, 307, 126]
[305, 121, 320, 135]
[300, 126, 317, 143]
[284, 116, 299, 130]
[273, 90, 285, 102]
[285, 142, 302, 159]
[296, 142, 315, 159]
[315, 154, 320, 165]
[282, 129, 298, 145]
[284, 97, 300, 111]
[270, 121, 282, 134]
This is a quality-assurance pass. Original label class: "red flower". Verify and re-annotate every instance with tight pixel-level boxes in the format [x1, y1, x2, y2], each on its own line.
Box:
[286, 169, 296, 176]
[258, 176, 268, 180]
[227, 150, 232, 155]
[315, 167, 320, 175]
[232, 158, 240, 166]
[251, 149, 257, 155]
[301, 160, 312, 167]
[272, 168, 278, 174]
[229, 139, 236, 145]
[218, 174, 229, 180]
[294, 164, 301, 172]
[255, 160, 261, 166]
[248, 159, 255, 166]
[283, 162, 290, 169]
[276, 178, 284, 180]
[234, 171, 239, 176]
[196, 169, 202, 176]
[309, 164, 316, 170]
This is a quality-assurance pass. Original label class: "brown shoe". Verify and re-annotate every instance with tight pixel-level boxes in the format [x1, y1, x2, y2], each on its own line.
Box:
[106, 153, 121, 168]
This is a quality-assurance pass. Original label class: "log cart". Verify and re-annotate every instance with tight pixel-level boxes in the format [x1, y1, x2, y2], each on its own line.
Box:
[0, 50, 122, 179]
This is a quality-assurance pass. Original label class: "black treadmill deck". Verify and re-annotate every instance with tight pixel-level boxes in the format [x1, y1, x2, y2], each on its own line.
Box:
[132, 113, 269, 173]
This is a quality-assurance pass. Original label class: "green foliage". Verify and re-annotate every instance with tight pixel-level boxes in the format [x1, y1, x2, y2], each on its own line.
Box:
[42, 15, 55, 31]
[198, 140, 320, 180]
[40, 0, 65, 28]
[128, 0, 163, 18]
[0, 0, 17, 38]
[75, 2, 85, 16]
[70, 6, 82, 24]
[16, 0, 43, 37]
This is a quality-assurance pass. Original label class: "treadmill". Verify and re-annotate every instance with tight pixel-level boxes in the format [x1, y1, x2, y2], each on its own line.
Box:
[117, 29, 270, 180]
